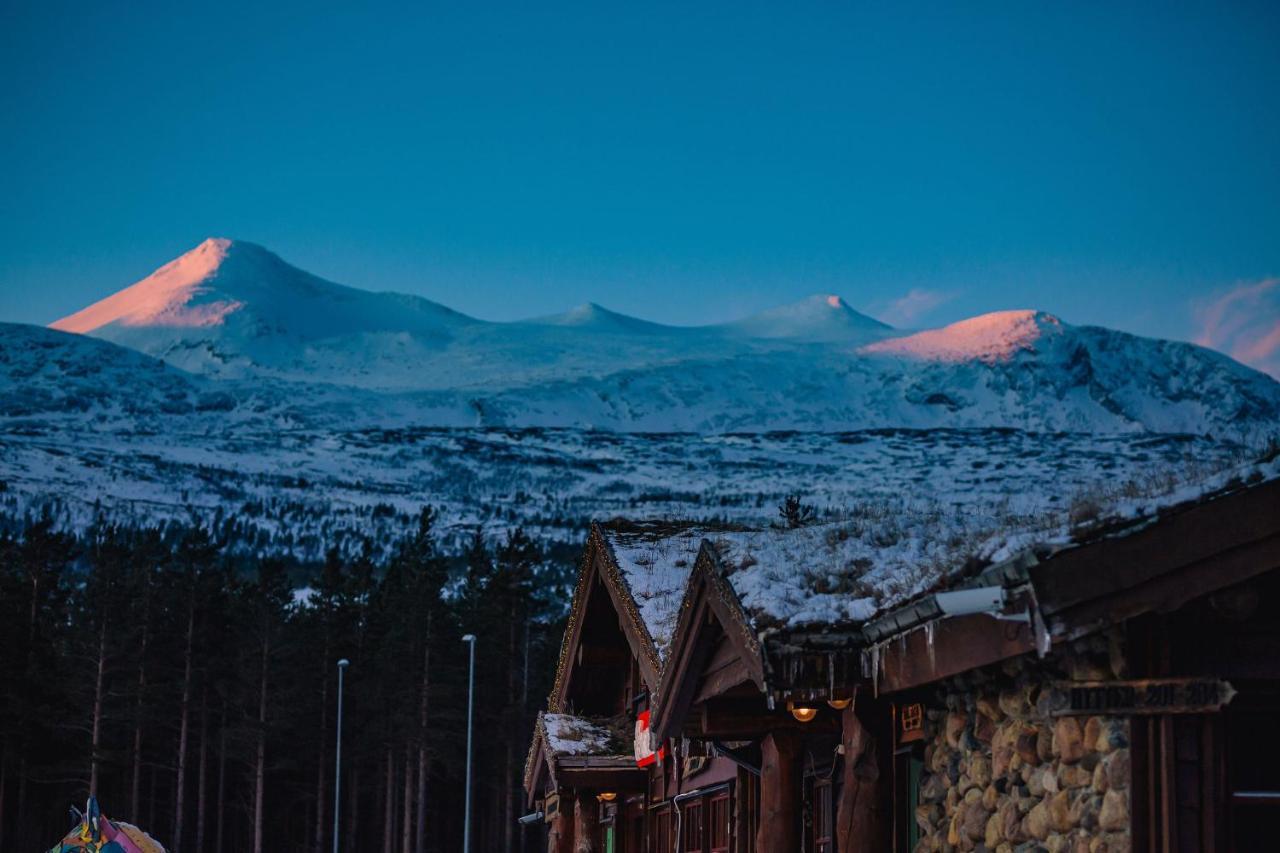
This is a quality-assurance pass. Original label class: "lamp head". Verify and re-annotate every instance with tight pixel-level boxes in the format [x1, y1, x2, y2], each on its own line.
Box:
[787, 699, 819, 723]
[462, 634, 476, 643]
[337, 658, 350, 669]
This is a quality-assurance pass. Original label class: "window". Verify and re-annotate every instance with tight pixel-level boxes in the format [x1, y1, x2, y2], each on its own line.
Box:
[683, 800, 705, 853]
[1227, 699, 1280, 848]
[812, 779, 833, 853]
[709, 792, 730, 853]
[651, 805, 672, 853]
[894, 745, 924, 853]
[626, 812, 645, 853]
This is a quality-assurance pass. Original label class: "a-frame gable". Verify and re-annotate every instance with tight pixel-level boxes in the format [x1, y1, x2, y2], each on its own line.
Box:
[546, 523, 666, 715]
[651, 540, 767, 742]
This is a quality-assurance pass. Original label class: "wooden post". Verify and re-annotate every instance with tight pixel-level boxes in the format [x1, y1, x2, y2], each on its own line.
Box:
[572, 792, 600, 853]
[836, 706, 887, 853]
[549, 796, 575, 853]
[756, 729, 801, 852]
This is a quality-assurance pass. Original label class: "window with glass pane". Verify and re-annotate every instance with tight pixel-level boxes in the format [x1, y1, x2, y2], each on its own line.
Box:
[813, 779, 833, 853]
[652, 806, 671, 853]
[709, 793, 730, 853]
[684, 800, 705, 853]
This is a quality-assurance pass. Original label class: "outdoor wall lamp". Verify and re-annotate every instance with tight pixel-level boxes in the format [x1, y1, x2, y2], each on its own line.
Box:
[597, 792, 617, 802]
[787, 700, 818, 723]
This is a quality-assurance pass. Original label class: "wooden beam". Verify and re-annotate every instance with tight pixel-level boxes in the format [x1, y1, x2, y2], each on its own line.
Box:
[573, 791, 600, 853]
[693, 657, 752, 705]
[1031, 478, 1280, 614]
[693, 703, 839, 739]
[577, 644, 631, 667]
[549, 796, 575, 853]
[877, 610, 1036, 694]
[836, 705, 888, 853]
[654, 594, 719, 740]
[756, 730, 802, 852]
[557, 767, 648, 791]
[1049, 533, 1280, 643]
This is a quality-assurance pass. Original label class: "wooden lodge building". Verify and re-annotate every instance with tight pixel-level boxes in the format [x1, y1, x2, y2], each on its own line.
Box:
[523, 459, 1280, 852]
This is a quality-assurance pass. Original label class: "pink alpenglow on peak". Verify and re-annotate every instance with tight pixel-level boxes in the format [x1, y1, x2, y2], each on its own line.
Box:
[50, 238, 245, 333]
[860, 310, 1062, 363]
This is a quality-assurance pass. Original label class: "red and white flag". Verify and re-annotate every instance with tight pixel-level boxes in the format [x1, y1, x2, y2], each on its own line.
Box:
[634, 709, 666, 767]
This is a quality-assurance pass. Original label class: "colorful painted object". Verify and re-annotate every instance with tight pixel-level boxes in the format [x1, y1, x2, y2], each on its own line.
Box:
[48, 798, 164, 853]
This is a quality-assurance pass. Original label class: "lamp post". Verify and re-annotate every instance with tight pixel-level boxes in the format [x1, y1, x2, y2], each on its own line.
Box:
[461, 634, 477, 853]
[333, 658, 350, 853]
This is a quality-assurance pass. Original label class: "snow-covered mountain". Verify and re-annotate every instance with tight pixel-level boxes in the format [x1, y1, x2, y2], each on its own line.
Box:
[5, 237, 1279, 554]
[41, 237, 1280, 438]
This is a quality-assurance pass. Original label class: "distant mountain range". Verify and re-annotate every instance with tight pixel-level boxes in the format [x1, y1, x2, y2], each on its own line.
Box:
[22, 237, 1280, 436]
[1, 237, 1277, 554]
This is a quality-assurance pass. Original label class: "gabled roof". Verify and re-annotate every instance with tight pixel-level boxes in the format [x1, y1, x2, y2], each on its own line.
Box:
[528, 521, 713, 799]
[523, 711, 640, 805]
[649, 452, 1280, 726]
[681, 452, 1280, 638]
[546, 521, 721, 712]
[650, 541, 766, 741]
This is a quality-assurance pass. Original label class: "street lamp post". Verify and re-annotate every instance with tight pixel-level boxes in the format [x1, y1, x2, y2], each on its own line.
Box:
[333, 658, 350, 853]
[461, 634, 477, 853]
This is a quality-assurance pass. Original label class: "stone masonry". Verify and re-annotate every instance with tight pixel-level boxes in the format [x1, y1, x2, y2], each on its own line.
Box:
[912, 637, 1131, 853]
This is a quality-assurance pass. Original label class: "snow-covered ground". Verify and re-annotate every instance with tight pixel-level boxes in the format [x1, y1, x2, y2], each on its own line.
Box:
[0, 411, 1252, 562]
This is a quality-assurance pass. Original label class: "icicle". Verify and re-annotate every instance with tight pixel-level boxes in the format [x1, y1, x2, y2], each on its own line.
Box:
[1034, 609, 1052, 658]
[924, 620, 937, 673]
[870, 642, 882, 698]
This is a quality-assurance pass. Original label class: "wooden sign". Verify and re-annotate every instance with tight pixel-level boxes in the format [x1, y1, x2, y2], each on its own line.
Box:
[898, 702, 925, 744]
[1047, 679, 1236, 716]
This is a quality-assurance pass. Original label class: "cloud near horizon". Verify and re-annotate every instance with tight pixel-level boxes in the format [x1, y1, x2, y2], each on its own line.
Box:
[1193, 278, 1280, 379]
[871, 288, 955, 328]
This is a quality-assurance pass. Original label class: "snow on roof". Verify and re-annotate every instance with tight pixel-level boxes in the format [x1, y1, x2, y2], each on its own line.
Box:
[541, 712, 626, 758]
[600, 521, 725, 662]
[701, 451, 1280, 634]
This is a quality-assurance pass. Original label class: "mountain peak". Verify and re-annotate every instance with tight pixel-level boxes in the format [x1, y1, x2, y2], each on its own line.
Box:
[861, 309, 1064, 362]
[523, 302, 670, 334]
[51, 237, 249, 334]
[724, 293, 892, 342]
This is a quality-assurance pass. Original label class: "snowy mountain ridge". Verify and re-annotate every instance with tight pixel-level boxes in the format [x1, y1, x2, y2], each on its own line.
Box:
[4, 237, 1278, 553]
[35, 238, 1280, 439]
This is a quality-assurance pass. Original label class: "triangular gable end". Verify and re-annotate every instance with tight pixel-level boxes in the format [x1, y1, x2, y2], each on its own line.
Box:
[650, 540, 767, 743]
[545, 523, 665, 716]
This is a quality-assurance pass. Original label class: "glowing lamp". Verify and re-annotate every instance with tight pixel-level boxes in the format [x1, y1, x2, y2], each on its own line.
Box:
[787, 700, 818, 723]
[598, 792, 617, 802]
[826, 697, 851, 710]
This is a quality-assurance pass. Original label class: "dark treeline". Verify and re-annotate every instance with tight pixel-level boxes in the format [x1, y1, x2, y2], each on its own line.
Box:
[0, 508, 567, 852]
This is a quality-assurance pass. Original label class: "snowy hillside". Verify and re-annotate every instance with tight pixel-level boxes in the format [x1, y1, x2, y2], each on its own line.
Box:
[42, 238, 1280, 438]
[0, 323, 221, 418]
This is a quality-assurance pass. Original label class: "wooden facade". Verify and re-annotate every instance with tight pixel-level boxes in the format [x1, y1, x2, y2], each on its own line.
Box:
[527, 474, 1280, 851]
[523, 524, 753, 852]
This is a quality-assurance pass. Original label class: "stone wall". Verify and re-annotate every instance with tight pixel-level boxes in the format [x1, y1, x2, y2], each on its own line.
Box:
[913, 641, 1131, 853]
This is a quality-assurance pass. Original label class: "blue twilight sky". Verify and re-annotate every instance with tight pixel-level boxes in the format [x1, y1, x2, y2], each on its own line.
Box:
[1, 1, 1278, 365]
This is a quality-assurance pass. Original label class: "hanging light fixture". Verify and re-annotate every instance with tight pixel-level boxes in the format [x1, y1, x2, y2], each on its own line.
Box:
[826, 697, 851, 710]
[598, 792, 617, 802]
[787, 699, 818, 723]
